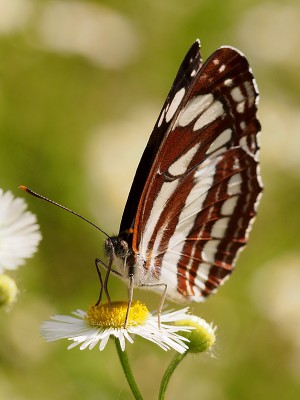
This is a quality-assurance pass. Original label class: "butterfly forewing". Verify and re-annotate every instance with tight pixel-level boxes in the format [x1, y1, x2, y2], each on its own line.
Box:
[129, 43, 262, 302]
[119, 41, 203, 237]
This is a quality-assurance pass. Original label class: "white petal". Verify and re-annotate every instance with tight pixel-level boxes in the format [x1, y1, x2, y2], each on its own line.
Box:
[68, 341, 80, 350]
[118, 329, 126, 351]
[99, 332, 110, 351]
[123, 330, 134, 344]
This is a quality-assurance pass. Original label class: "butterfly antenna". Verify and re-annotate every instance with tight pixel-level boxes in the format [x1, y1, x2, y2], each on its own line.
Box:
[19, 185, 110, 238]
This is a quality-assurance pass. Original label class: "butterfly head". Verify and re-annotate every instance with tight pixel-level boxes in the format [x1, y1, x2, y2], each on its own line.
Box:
[104, 235, 136, 279]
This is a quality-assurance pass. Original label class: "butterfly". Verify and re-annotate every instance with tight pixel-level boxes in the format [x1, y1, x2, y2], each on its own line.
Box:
[20, 39, 262, 326]
[103, 39, 262, 320]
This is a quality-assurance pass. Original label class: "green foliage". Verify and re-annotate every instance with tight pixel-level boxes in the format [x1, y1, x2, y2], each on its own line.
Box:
[1, 0, 300, 399]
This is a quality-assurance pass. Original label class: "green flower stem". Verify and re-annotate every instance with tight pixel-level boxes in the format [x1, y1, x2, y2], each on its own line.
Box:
[114, 338, 143, 400]
[159, 352, 188, 400]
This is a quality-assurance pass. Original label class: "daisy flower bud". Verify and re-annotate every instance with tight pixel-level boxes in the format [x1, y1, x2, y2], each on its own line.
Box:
[0, 274, 18, 307]
[176, 315, 216, 353]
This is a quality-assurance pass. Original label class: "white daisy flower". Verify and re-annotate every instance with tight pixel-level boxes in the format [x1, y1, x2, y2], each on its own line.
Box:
[0, 189, 42, 272]
[41, 301, 194, 353]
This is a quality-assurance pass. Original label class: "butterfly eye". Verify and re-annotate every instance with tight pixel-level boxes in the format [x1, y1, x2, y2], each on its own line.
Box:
[115, 240, 130, 259]
[105, 237, 129, 259]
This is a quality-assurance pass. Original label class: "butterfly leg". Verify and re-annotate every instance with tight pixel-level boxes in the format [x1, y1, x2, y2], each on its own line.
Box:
[94, 252, 122, 306]
[101, 239, 118, 307]
[140, 283, 167, 329]
[124, 275, 134, 328]
[95, 258, 104, 306]
[95, 257, 123, 278]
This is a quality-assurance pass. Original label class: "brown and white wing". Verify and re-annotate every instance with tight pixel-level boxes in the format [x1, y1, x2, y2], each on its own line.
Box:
[133, 46, 262, 302]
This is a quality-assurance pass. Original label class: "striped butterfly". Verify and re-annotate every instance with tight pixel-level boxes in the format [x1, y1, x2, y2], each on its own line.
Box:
[104, 40, 262, 322]
[21, 40, 262, 326]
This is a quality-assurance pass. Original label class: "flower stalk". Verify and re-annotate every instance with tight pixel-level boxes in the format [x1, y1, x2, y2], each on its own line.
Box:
[114, 337, 143, 400]
[159, 352, 187, 400]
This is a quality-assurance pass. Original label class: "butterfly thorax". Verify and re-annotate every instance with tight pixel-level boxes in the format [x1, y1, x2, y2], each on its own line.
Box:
[105, 236, 136, 279]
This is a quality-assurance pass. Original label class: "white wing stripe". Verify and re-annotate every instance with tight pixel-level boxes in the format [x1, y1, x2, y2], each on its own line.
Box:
[227, 173, 242, 195]
[221, 196, 238, 216]
[140, 180, 179, 258]
[207, 128, 232, 154]
[211, 217, 230, 238]
[193, 100, 223, 131]
[165, 88, 185, 123]
[201, 240, 220, 263]
[157, 109, 166, 128]
[177, 94, 213, 127]
[168, 143, 201, 176]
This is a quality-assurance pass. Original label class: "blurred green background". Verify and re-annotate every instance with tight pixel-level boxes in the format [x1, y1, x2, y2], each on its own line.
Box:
[1, 0, 300, 399]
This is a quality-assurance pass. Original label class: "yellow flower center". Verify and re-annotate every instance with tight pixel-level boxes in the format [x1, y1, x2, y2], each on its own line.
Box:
[85, 301, 150, 328]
